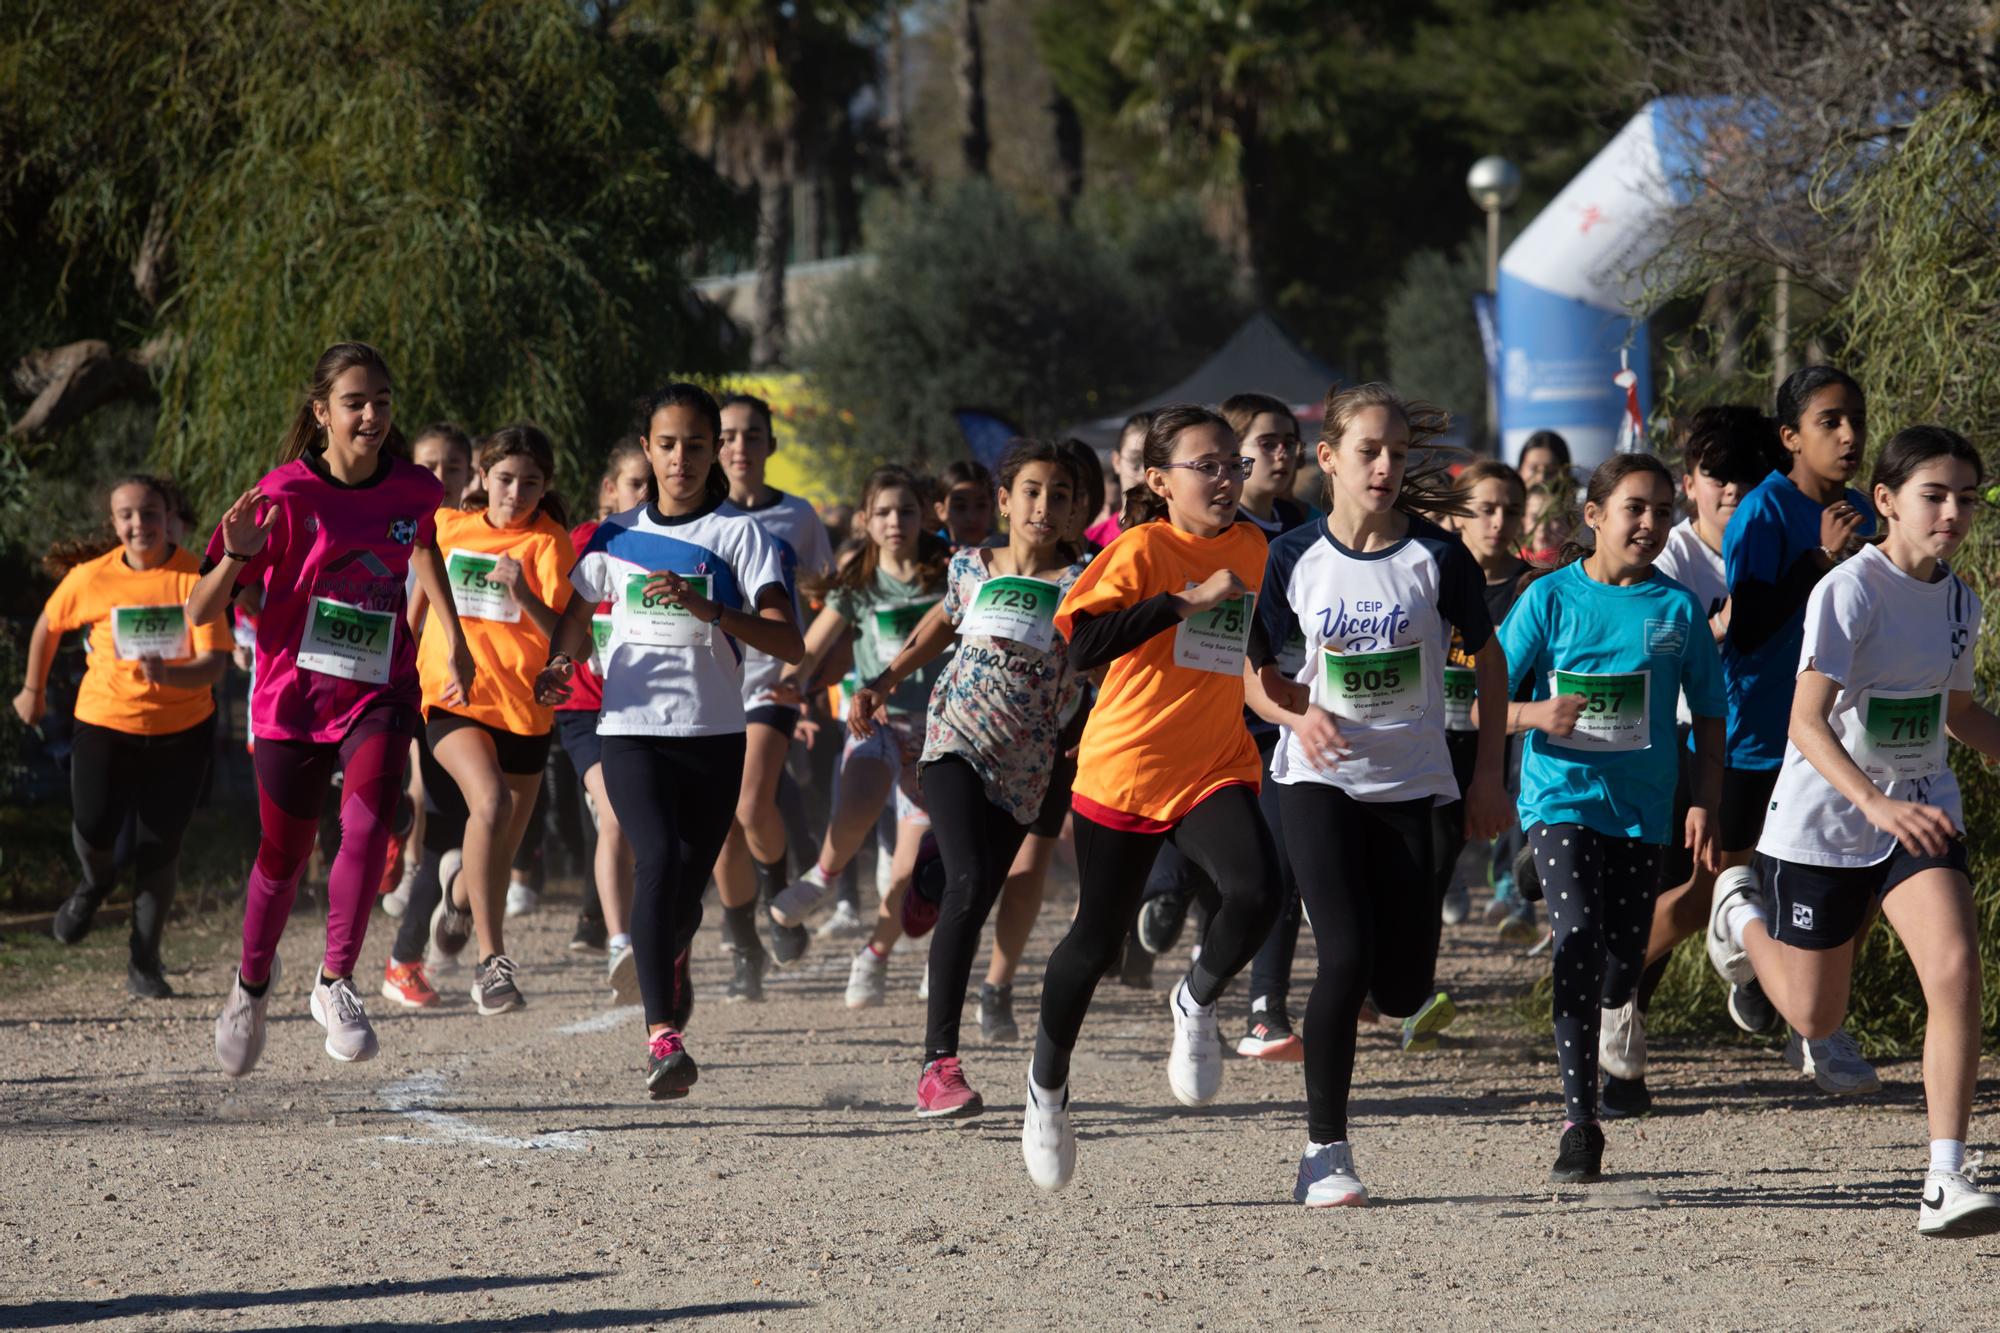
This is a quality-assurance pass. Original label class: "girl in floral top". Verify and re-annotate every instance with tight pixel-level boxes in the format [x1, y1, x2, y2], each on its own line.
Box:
[850, 440, 1088, 1118]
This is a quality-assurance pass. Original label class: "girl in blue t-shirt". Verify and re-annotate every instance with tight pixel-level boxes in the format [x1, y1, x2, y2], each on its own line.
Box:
[1481, 452, 1726, 1185]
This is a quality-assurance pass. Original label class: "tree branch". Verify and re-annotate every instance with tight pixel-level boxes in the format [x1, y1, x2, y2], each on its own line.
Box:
[8, 339, 163, 444]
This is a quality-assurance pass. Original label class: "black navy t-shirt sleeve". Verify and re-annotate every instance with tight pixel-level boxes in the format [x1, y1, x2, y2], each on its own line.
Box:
[1255, 525, 1310, 671]
[1417, 523, 1494, 654]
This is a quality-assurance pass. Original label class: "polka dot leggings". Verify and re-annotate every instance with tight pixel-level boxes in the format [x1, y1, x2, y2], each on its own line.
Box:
[1530, 822, 1663, 1124]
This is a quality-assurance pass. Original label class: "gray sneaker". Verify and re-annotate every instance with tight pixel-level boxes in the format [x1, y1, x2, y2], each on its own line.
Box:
[215, 956, 281, 1077]
[845, 947, 888, 1009]
[308, 972, 378, 1063]
[428, 850, 473, 962]
[470, 953, 526, 1016]
[606, 943, 639, 1005]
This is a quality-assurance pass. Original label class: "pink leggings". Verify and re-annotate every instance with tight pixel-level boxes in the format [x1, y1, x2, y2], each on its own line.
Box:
[240, 705, 417, 985]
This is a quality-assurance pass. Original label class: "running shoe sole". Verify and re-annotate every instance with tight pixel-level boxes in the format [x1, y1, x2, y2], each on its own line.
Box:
[1401, 993, 1457, 1053]
[915, 1093, 986, 1120]
[648, 1059, 699, 1101]
[308, 985, 379, 1064]
[1236, 1033, 1304, 1061]
[378, 979, 437, 1010]
[469, 985, 526, 1017]
[1920, 1196, 2000, 1238]
[1303, 1187, 1368, 1208]
[1727, 980, 1779, 1034]
[608, 949, 640, 1004]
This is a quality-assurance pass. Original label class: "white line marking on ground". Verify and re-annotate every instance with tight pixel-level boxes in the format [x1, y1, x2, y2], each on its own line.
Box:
[555, 1005, 643, 1035]
[376, 1070, 593, 1152]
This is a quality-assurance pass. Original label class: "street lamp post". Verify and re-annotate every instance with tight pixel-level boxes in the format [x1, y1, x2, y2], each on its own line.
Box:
[1466, 155, 1521, 444]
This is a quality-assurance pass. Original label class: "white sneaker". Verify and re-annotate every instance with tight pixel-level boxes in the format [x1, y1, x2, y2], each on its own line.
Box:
[505, 879, 540, 918]
[381, 860, 418, 917]
[1599, 997, 1647, 1081]
[770, 866, 834, 928]
[1919, 1157, 2000, 1237]
[1783, 1028, 1880, 1095]
[606, 943, 639, 1004]
[1294, 1141, 1368, 1207]
[1705, 865, 1761, 986]
[215, 956, 280, 1077]
[1167, 978, 1223, 1107]
[1440, 882, 1470, 926]
[1021, 1080, 1076, 1191]
[817, 897, 867, 939]
[845, 947, 888, 1009]
[918, 961, 931, 1001]
[309, 973, 379, 1063]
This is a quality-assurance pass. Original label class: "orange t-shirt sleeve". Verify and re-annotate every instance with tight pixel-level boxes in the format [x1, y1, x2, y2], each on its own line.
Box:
[42, 565, 90, 635]
[535, 523, 574, 618]
[1055, 533, 1151, 642]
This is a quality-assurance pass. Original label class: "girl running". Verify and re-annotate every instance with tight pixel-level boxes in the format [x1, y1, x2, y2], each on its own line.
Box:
[846, 440, 1086, 1118]
[409, 425, 574, 1015]
[1248, 384, 1511, 1207]
[547, 439, 652, 1003]
[1716, 366, 1877, 1092]
[15, 475, 233, 997]
[713, 392, 836, 995]
[1706, 425, 1999, 1236]
[1021, 405, 1282, 1192]
[1595, 406, 1781, 1115]
[975, 438, 1105, 1045]
[191, 341, 473, 1074]
[1444, 460, 1534, 940]
[1492, 452, 1724, 1183]
[765, 466, 952, 1007]
[535, 383, 799, 1101]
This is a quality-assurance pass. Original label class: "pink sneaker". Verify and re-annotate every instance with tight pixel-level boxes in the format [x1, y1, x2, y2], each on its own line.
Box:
[646, 1029, 699, 1101]
[915, 1056, 984, 1119]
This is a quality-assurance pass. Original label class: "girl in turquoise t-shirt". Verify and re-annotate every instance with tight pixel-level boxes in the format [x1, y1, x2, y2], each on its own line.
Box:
[1481, 452, 1726, 1185]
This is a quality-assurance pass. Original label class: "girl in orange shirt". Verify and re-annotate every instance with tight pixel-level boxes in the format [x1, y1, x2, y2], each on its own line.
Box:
[409, 425, 574, 1015]
[14, 474, 233, 998]
[1021, 406, 1290, 1191]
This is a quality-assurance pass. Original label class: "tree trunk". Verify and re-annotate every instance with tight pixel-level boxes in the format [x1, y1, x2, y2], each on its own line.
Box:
[799, 171, 828, 263]
[1234, 105, 1269, 298]
[884, 8, 913, 181]
[956, 0, 990, 177]
[1051, 89, 1084, 221]
[752, 167, 793, 369]
[8, 339, 162, 443]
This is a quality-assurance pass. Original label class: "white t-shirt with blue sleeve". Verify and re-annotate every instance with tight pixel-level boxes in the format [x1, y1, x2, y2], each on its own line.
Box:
[1500, 559, 1725, 843]
[570, 501, 788, 738]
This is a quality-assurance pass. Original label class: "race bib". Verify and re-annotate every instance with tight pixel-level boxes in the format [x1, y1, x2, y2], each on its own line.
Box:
[1173, 592, 1255, 675]
[1549, 669, 1650, 752]
[1443, 665, 1478, 733]
[589, 613, 614, 675]
[1276, 624, 1308, 679]
[110, 604, 191, 662]
[834, 670, 862, 721]
[297, 597, 394, 684]
[871, 600, 937, 659]
[623, 572, 711, 648]
[959, 576, 1060, 652]
[1322, 643, 1428, 726]
[444, 548, 520, 623]
[1852, 688, 1945, 781]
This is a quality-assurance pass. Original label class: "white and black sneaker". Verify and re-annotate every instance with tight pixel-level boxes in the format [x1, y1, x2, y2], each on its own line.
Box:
[470, 953, 525, 1015]
[1919, 1157, 2000, 1237]
[1294, 1141, 1367, 1207]
[1021, 1079, 1076, 1191]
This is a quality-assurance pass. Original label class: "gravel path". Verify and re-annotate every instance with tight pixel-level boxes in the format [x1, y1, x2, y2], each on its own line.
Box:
[2, 873, 1994, 1331]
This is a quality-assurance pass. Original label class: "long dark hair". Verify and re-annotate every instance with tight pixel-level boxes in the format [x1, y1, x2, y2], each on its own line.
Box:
[1120, 405, 1234, 528]
[1057, 437, 1106, 523]
[632, 382, 729, 505]
[462, 423, 569, 527]
[817, 465, 950, 597]
[278, 342, 409, 465]
[1319, 382, 1468, 520]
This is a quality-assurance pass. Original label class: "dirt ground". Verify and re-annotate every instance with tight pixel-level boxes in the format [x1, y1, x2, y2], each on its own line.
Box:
[1, 871, 1995, 1333]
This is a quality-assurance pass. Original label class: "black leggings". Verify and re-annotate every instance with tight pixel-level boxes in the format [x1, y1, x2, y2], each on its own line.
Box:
[69, 716, 214, 964]
[601, 733, 744, 1029]
[1279, 783, 1437, 1144]
[1031, 784, 1281, 1090]
[919, 757, 1032, 1062]
[1529, 822, 1663, 1123]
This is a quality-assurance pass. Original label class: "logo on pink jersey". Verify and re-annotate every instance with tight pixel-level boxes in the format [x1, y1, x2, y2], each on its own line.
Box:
[387, 517, 419, 545]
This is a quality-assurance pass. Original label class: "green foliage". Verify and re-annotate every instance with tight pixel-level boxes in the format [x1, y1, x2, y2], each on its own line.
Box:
[797, 181, 1243, 487]
[1, 0, 742, 530]
[1385, 237, 1490, 442]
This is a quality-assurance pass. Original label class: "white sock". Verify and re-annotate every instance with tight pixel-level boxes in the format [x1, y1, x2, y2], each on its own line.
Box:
[1716, 866, 1766, 949]
[1250, 994, 1270, 1015]
[1174, 978, 1213, 1017]
[1931, 1138, 1967, 1175]
[608, 932, 631, 953]
[1303, 1139, 1345, 1156]
[1029, 1077, 1066, 1111]
[805, 863, 832, 888]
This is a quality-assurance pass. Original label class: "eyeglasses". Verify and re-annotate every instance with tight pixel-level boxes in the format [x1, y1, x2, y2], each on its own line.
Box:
[1243, 435, 1302, 454]
[1156, 456, 1255, 481]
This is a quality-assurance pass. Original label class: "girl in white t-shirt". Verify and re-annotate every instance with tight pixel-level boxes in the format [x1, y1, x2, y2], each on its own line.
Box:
[1706, 425, 2000, 1237]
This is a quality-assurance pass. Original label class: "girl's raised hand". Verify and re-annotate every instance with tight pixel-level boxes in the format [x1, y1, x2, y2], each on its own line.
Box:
[221, 488, 276, 556]
[1175, 569, 1247, 616]
[488, 554, 524, 592]
[1536, 692, 1586, 738]
[643, 572, 718, 624]
[533, 656, 575, 707]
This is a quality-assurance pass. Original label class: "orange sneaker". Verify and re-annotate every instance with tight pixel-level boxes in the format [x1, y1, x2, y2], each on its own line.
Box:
[380, 958, 440, 1009]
